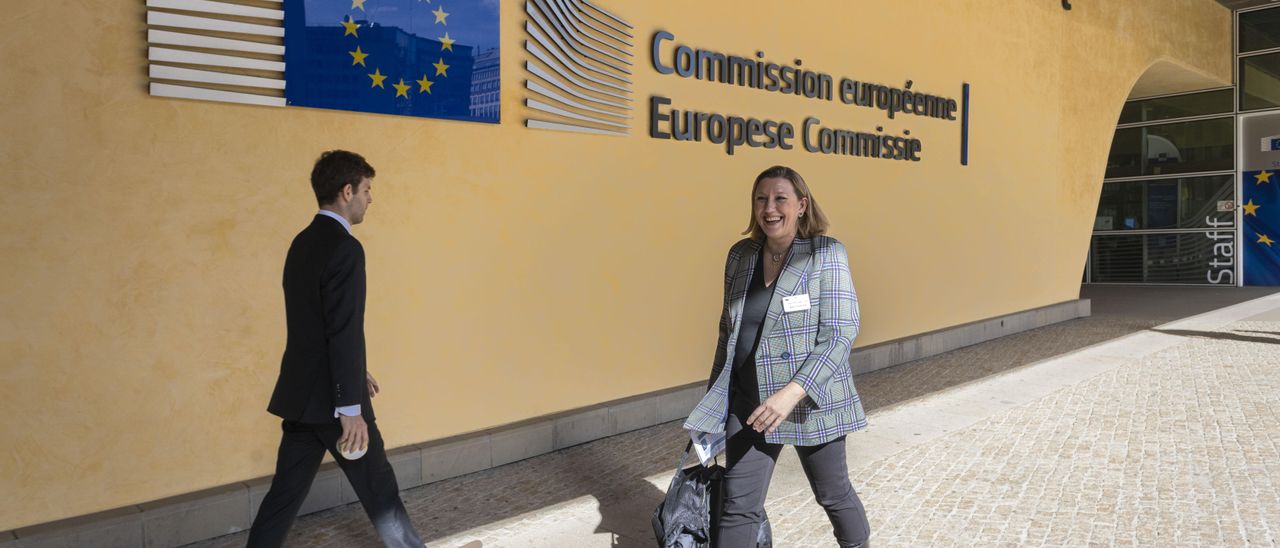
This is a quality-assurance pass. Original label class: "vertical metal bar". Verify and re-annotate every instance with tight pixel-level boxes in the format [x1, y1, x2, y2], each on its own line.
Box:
[1235, 8, 1245, 287]
[1234, 8, 1242, 286]
[1235, 117, 1243, 287]
[961, 83, 970, 166]
[1139, 126, 1149, 178]
[1085, 238, 1092, 284]
[1142, 235, 1149, 283]
[1236, 172, 1244, 287]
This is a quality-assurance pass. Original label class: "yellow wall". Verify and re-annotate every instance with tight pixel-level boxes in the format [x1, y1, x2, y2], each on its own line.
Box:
[0, 0, 1229, 530]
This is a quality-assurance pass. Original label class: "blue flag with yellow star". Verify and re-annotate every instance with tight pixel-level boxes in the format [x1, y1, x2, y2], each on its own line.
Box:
[283, 0, 499, 122]
[1243, 169, 1280, 285]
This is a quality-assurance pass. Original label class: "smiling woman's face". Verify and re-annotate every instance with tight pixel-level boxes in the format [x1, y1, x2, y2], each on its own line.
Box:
[754, 177, 808, 242]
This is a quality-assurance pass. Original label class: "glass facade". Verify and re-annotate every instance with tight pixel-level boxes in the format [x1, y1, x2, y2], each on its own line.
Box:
[1104, 118, 1234, 179]
[1239, 7, 1280, 54]
[1090, 81, 1241, 283]
[1094, 175, 1234, 231]
[1080, 5, 1280, 285]
[1090, 232, 1236, 284]
[1117, 89, 1232, 124]
[1090, 170, 1236, 285]
[1091, 107, 1236, 285]
[1240, 52, 1280, 111]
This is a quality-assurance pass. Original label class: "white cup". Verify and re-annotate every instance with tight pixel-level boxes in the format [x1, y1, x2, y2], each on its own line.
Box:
[339, 445, 367, 460]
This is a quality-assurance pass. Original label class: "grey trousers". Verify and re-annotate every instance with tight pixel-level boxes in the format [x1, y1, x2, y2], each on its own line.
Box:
[716, 406, 870, 548]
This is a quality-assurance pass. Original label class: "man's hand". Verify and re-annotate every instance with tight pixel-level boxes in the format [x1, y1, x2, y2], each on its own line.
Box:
[338, 414, 368, 454]
[747, 382, 808, 435]
[366, 372, 380, 398]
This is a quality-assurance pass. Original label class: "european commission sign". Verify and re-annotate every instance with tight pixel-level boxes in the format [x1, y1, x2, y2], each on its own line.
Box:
[146, 0, 500, 123]
[520, 0, 635, 135]
[645, 32, 971, 164]
[520, 5, 971, 164]
[146, 0, 969, 163]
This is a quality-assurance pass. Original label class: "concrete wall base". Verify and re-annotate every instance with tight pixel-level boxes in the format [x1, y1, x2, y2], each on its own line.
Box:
[850, 298, 1092, 375]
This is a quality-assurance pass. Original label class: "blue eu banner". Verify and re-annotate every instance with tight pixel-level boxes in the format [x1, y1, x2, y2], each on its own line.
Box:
[283, 0, 499, 123]
[1243, 169, 1280, 285]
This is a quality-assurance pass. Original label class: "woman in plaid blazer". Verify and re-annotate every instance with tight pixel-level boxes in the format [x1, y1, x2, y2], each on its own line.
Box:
[685, 165, 870, 547]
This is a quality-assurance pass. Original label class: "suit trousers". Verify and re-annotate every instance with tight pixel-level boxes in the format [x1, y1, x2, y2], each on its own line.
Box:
[716, 398, 870, 548]
[247, 419, 423, 548]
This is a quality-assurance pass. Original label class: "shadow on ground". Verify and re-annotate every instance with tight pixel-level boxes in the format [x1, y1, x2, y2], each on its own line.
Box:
[187, 285, 1279, 547]
[1152, 328, 1280, 345]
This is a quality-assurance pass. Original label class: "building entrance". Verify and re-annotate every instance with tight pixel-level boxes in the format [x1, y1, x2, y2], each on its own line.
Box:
[1087, 4, 1280, 286]
[1087, 89, 1237, 285]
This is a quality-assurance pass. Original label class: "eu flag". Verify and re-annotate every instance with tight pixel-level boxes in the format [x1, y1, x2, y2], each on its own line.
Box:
[1243, 169, 1280, 285]
[283, 0, 499, 123]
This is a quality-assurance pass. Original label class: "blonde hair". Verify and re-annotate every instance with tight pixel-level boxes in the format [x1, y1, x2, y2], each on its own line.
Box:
[742, 165, 829, 240]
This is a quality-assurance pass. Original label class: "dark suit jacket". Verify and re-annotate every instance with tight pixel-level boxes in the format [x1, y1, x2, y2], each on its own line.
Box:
[268, 214, 374, 423]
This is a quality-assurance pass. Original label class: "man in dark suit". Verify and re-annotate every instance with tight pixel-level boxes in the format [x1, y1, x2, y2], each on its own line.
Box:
[248, 150, 423, 547]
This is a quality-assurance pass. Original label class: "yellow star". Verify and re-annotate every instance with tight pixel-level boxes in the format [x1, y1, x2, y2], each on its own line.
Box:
[368, 68, 386, 88]
[1257, 170, 1274, 184]
[393, 78, 411, 98]
[1244, 199, 1262, 216]
[1258, 233, 1275, 247]
[341, 16, 360, 37]
[351, 0, 366, 10]
[433, 58, 450, 77]
[349, 46, 369, 66]
[433, 6, 449, 24]
[416, 74, 434, 94]
[439, 32, 455, 52]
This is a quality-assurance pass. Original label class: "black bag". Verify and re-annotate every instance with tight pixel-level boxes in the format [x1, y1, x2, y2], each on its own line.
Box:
[652, 442, 772, 548]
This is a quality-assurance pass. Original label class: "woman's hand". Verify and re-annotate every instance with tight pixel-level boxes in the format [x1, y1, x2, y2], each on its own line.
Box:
[747, 382, 808, 434]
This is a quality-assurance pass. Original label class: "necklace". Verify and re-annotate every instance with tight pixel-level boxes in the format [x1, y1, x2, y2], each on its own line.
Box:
[767, 239, 792, 265]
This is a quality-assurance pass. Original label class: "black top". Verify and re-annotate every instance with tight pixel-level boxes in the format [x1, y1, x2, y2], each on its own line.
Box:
[268, 215, 373, 423]
[730, 250, 777, 407]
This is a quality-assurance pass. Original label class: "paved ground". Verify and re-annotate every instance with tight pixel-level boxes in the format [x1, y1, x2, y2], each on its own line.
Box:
[190, 286, 1280, 547]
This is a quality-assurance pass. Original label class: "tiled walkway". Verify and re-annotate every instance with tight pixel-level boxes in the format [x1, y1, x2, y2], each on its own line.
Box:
[839, 317, 1280, 546]
[191, 287, 1280, 546]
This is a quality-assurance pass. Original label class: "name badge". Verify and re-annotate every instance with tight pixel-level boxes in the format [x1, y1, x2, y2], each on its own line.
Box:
[782, 294, 812, 313]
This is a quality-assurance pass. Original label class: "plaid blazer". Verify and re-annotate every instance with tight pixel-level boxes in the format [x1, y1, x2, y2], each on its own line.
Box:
[684, 235, 867, 446]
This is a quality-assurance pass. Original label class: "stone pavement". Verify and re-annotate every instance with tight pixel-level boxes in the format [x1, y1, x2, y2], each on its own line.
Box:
[190, 286, 1280, 547]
